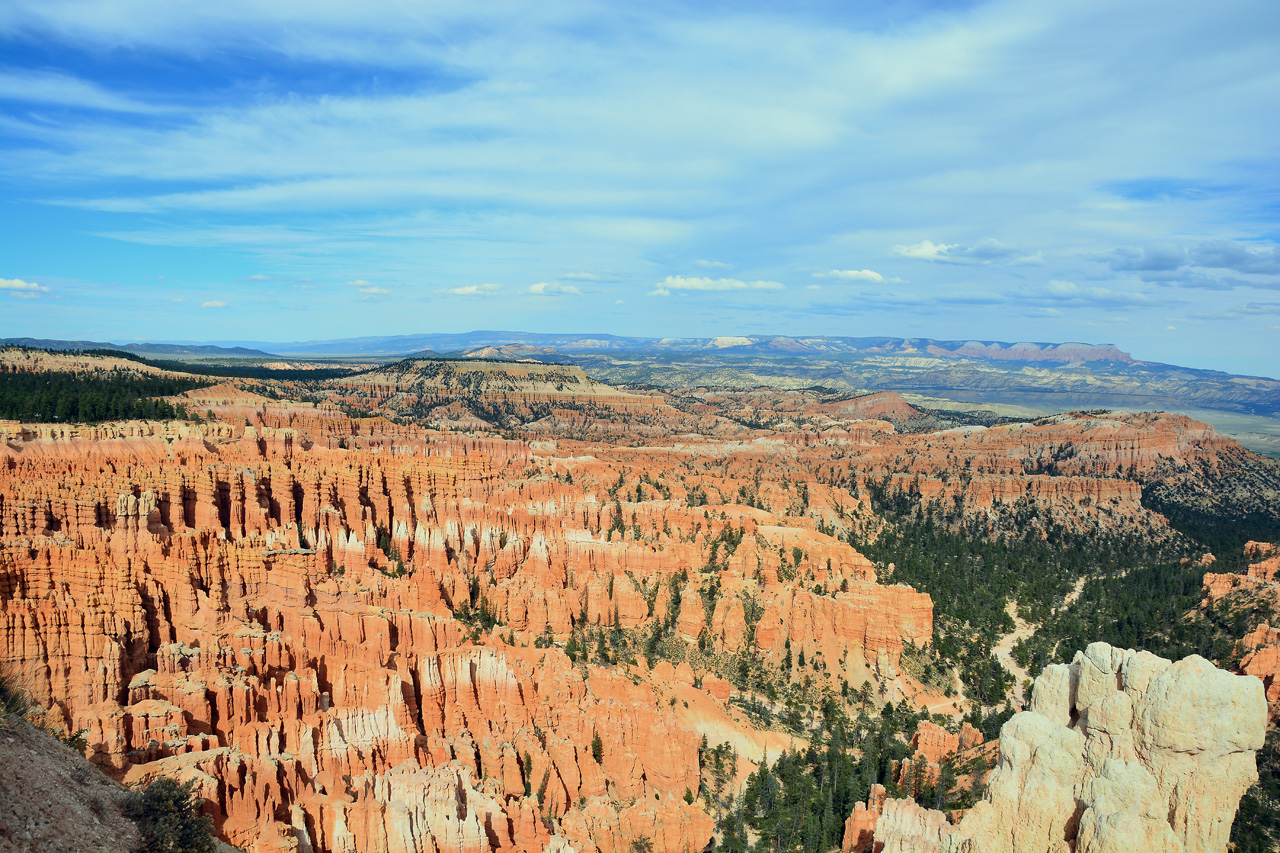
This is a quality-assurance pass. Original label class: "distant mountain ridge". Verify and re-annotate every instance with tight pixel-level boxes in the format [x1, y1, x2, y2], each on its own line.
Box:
[0, 332, 1141, 365]
[7, 332, 1277, 418]
[210, 330, 1136, 364]
[0, 337, 273, 358]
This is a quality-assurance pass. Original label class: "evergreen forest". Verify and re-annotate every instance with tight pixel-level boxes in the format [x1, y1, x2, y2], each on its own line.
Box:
[0, 369, 208, 423]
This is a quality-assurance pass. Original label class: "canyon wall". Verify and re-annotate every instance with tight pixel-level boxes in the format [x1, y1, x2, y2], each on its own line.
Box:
[0, 403, 930, 853]
[3, 357, 1265, 853]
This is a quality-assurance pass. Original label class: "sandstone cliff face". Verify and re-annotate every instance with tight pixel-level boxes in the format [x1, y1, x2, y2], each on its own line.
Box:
[1202, 542, 1280, 725]
[1239, 624, 1280, 724]
[803, 411, 1232, 538]
[0, 403, 936, 853]
[869, 643, 1266, 853]
[841, 784, 885, 853]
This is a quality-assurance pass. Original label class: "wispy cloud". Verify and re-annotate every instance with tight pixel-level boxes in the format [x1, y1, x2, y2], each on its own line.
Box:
[438, 283, 501, 296]
[1105, 244, 1186, 273]
[694, 259, 733, 270]
[528, 282, 580, 295]
[0, 70, 163, 114]
[890, 239, 1017, 264]
[1190, 240, 1280, 275]
[814, 269, 893, 282]
[1099, 240, 1280, 289]
[1238, 302, 1280, 315]
[201, 300, 226, 308]
[1035, 281, 1159, 307]
[649, 275, 784, 296]
[345, 279, 391, 296]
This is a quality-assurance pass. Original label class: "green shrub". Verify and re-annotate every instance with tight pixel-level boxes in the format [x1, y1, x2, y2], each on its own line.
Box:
[0, 666, 29, 719]
[122, 777, 216, 853]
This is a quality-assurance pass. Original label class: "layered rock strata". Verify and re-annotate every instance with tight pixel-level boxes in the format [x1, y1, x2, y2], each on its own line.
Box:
[0, 408, 929, 853]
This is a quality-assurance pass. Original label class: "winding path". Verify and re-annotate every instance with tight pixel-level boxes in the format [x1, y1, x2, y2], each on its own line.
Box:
[993, 577, 1088, 707]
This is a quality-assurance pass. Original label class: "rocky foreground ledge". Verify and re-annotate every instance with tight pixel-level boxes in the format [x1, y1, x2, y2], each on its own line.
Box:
[860, 642, 1267, 853]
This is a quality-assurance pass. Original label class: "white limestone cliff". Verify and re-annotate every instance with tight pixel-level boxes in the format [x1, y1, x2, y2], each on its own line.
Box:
[874, 642, 1267, 853]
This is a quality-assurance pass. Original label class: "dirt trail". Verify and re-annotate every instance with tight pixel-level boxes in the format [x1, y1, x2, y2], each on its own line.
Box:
[993, 577, 1088, 707]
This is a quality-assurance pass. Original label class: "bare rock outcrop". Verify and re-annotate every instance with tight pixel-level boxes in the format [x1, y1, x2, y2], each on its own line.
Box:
[841, 784, 886, 853]
[1239, 623, 1280, 723]
[870, 642, 1266, 853]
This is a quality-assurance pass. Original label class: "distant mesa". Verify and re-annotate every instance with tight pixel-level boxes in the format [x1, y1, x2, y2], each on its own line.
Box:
[2, 332, 1135, 364]
[0, 337, 274, 358]
[710, 336, 754, 349]
[926, 339, 1134, 364]
[463, 344, 559, 361]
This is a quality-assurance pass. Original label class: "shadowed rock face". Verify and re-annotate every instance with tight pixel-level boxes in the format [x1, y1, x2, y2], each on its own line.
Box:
[870, 642, 1267, 853]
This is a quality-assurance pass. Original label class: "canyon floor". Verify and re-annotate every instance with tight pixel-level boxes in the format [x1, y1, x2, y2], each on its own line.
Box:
[1, 346, 1278, 853]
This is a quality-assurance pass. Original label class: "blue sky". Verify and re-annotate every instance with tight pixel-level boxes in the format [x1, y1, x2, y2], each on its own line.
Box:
[1, 0, 1278, 374]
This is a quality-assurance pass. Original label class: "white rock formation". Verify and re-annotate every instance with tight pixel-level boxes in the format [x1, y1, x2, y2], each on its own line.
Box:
[874, 642, 1266, 853]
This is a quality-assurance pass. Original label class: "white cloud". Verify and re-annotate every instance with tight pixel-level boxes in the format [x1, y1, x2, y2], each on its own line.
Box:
[890, 239, 1017, 264]
[438, 283, 501, 296]
[201, 300, 227, 308]
[1047, 280, 1079, 296]
[695, 259, 733, 269]
[890, 240, 957, 261]
[815, 269, 885, 282]
[247, 273, 272, 281]
[0, 278, 50, 293]
[649, 275, 784, 295]
[528, 281, 581, 295]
